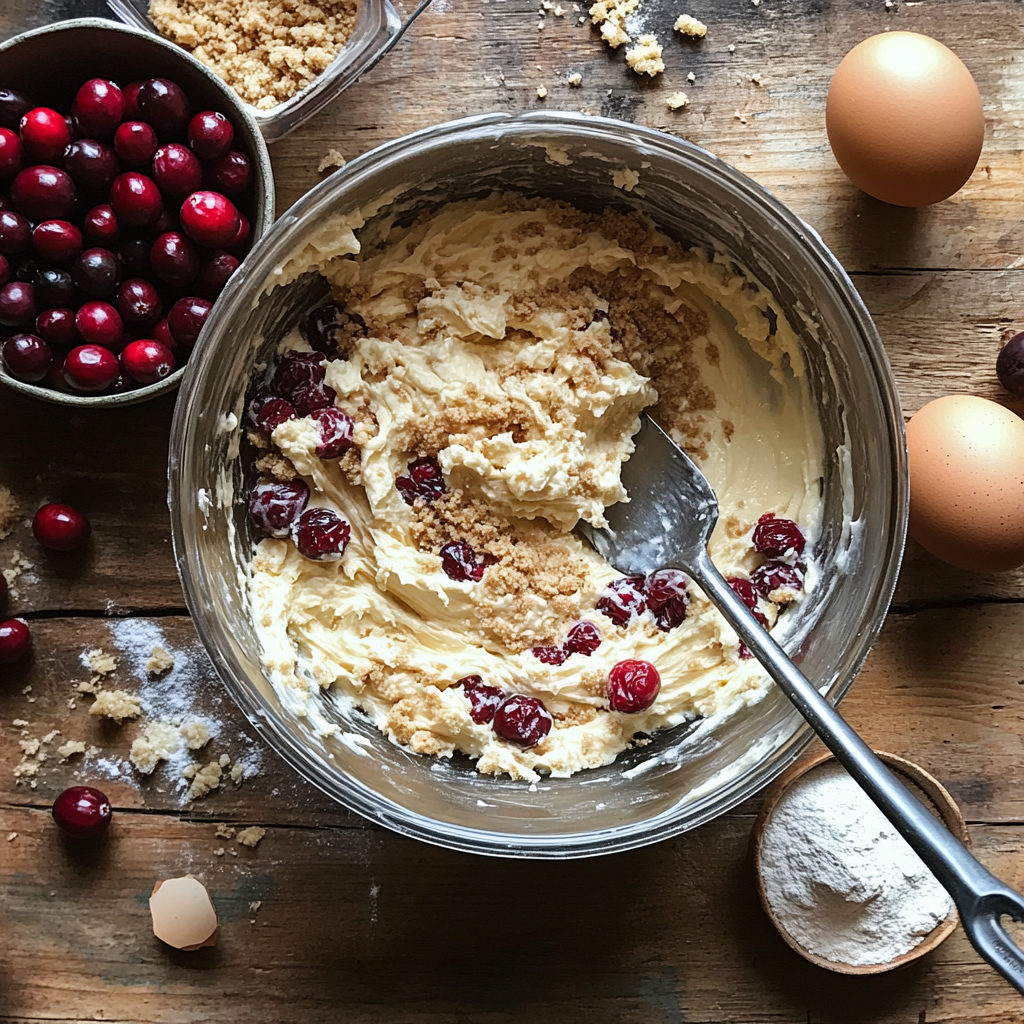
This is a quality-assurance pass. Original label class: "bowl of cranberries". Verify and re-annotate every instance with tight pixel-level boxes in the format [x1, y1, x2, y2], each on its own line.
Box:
[0, 18, 273, 406]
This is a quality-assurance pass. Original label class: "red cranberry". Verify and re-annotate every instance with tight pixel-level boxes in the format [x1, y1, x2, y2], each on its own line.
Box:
[0, 280, 36, 326]
[269, 351, 335, 414]
[19, 107, 72, 162]
[295, 507, 351, 561]
[492, 694, 552, 748]
[459, 676, 505, 724]
[0, 90, 32, 132]
[0, 618, 31, 664]
[120, 338, 175, 384]
[188, 110, 234, 159]
[137, 79, 192, 139]
[0, 210, 29, 254]
[727, 577, 760, 610]
[109, 171, 162, 228]
[150, 231, 198, 288]
[52, 786, 111, 839]
[0, 253, 8, 285]
[0, 128, 23, 179]
[65, 343, 119, 391]
[306, 302, 347, 355]
[750, 562, 805, 601]
[440, 540, 488, 582]
[597, 576, 647, 625]
[152, 207, 178, 235]
[167, 295, 211, 347]
[248, 480, 309, 537]
[36, 307, 78, 348]
[180, 190, 240, 247]
[608, 659, 661, 713]
[45, 352, 69, 391]
[653, 595, 687, 631]
[226, 212, 250, 254]
[564, 619, 602, 656]
[311, 407, 355, 458]
[63, 139, 120, 192]
[75, 301, 123, 349]
[32, 220, 82, 263]
[152, 143, 202, 198]
[2, 332, 52, 382]
[152, 317, 175, 350]
[117, 235, 150, 277]
[82, 203, 119, 246]
[206, 148, 252, 194]
[116, 278, 162, 329]
[195, 250, 238, 299]
[72, 79, 125, 139]
[11, 165, 75, 220]
[34, 268, 75, 308]
[72, 248, 120, 299]
[255, 397, 296, 432]
[12, 254, 41, 283]
[531, 645, 567, 666]
[396, 456, 446, 504]
[752, 514, 805, 559]
[646, 569, 688, 631]
[33, 502, 91, 550]
[113, 120, 159, 168]
[123, 81, 145, 120]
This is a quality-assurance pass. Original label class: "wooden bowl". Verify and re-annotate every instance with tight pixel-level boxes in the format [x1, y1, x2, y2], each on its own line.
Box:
[751, 749, 968, 975]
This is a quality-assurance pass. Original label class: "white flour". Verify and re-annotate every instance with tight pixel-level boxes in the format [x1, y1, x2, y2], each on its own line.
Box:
[758, 762, 953, 966]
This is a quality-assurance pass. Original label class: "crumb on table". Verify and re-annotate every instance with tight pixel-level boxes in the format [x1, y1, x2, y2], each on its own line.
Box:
[317, 148, 346, 173]
[183, 760, 223, 800]
[130, 721, 180, 774]
[537, 85, 548, 99]
[625, 35, 665, 76]
[146, 646, 174, 676]
[0, 486, 19, 540]
[87, 648, 117, 677]
[237, 826, 266, 848]
[90, 689, 141, 724]
[674, 13, 707, 37]
[666, 91, 689, 109]
[588, 0, 638, 48]
[180, 720, 211, 750]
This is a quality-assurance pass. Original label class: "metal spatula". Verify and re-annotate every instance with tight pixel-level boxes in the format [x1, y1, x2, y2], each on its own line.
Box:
[578, 413, 1024, 994]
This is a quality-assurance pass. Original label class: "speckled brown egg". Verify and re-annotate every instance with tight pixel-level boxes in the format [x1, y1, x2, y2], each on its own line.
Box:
[907, 395, 1024, 572]
[826, 32, 984, 207]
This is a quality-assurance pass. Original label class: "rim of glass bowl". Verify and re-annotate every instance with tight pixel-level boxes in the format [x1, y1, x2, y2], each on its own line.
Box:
[169, 112, 908, 859]
[0, 17, 275, 408]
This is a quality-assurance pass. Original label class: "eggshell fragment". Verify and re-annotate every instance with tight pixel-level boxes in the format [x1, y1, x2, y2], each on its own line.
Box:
[907, 395, 1024, 572]
[150, 875, 218, 950]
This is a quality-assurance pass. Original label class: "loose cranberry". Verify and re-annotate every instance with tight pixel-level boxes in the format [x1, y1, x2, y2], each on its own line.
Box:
[34, 268, 75, 309]
[459, 675, 505, 724]
[752, 514, 805, 559]
[45, 352, 68, 391]
[10, 165, 75, 220]
[117, 235, 150, 278]
[113, 120, 158, 169]
[226, 212, 250, 254]
[63, 139, 120, 192]
[295, 507, 351, 561]
[750, 562, 805, 601]
[311, 407, 355, 458]
[72, 79, 125, 139]
[531, 645, 567, 666]
[597, 576, 648, 625]
[0, 210, 29, 254]
[32, 220, 82, 263]
[255, 397, 296, 432]
[33, 502, 91, 550]
[440, 540, 488, 582]
[19, 107, 72, 162]
[248, 480, 309, 537]
[180, 190, 240, 247]
[36, 307, 78, 348]
[0, 618, 31, 664]
[0, 128, 23, 179]
[109, 171, 162, 228]
[0, 90, 32, 132]
[206, 149, 252, 194]
[120, 338, 175, 385]
[153, 143, 202, 198]
[167, 295, 211, 347]
[195, 250, 238, 299]
[75, 301, 123, 349]
[137, 79, 192, 139]
[72, 248, 120, 299]
[2, 332, 51, 382]
[122, 81, 145, 121]
[52, 786, 111, 839]
[116, 278, 162, 329]
[188, 110, 234, 159]
[152, 318, 175, 350]
[150, 231, 198, 288]
[82, 203, 119, 246]
[306, 302, 347, 355]
[492, 694, 553, 748]
[0, 280, 36, 326]
[564, 619, 602, 656]
[608, 659, 661, 713]
[396, 456, 446, 505]
[727, 577, 759, 610]
[64, 344, 119, 391]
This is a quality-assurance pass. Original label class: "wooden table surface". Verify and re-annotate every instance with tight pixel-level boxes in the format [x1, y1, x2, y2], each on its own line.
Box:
[3, 0, 1024, 1020]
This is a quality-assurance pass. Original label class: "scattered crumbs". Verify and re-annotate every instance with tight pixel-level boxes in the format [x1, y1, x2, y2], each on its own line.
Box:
[41, 730, 60, 745]
[214, 847, 225, 857]
[146, 646, 175, 677]
[537, 18, 544, 29]
[21, 685, 31, 695]
[666, 91, 689, 110]
[751, 73, 763, 86]
[674, 13, 706, 37]
[237, 826, 266, 848]
[87, 648, 118, 677]
[743, 150, 752, 158]
[249, 901, 262, 914]
[90, 689, 142, 724]
[130, 721, 181, 774]
[0, 486, 19, 539]
[215, 824, 237, 840]
[229, 849, 238, 857]
[67, 698, 77, 710]
[3, 547, 34, 596]
[19, 738, 40, 757]
[183, 760, 223, 800]
[588, 0, 638, 49]
[687, 71, 695, 82]
[734, 110, 747, 124]
[180, 720, 212, 750]
[727, 43, 735, 52]
[76, 680, 99, 695]
[11, 718, 28, 727]
[230, 761, 246, 784]
[567, 72, 582, 86]
[218, 753, 231, 768]
[625, 34, 664, 76]
[6, 832, 16, 842]
[58, 740, 86, 760]
[537, 85, 548, 99]
[317, 148, 346, 174]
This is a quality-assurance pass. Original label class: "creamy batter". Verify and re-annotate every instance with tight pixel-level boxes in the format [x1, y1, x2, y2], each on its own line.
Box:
[248, 195, 824, 782]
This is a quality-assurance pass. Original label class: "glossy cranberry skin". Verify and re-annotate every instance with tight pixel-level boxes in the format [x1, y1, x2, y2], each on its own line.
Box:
[752, 514, 805, 559]
[82, 203, 119, 246]
[180, 190, 240, 247]
[206, 148, 252, 194]
[564, 619, 602, 656]
[188, 110, 234, 159]
[531, 644, 567, 666]
[148, 231, 197, 288]
[270, 351, 325, 401]
[113, 120, 158, 169]
[64, 344, 119, 391]
[75, 301, 123, 349]
[255, 397, 296, 433]
[0, 128, 23, 179]
[63, 139, 120, 193]
[11, 165, 75, 220]
[751, 562, 804, 600]
[32, 220, 82, 263]
[0, 210, 29, 255]
[295, 507, 351, 561]
[19, 107, 72, 163]
[608, 659, 661, 714]
[0, 90, 32, 132]
[226, 212, 250, 254]
[116, 278, 162, 329]
[151, 317, 176, 351]
[0, 618, 31, 664]
[727, 577, 759, 610]
[195, 250, 238, 299]
[248, 480, 309, 538]
[123, 81, 145, 120]
[137, 79, 192, 139]
[2, 332, 52, 381]
[647, 569, 688, 631]
[440, 540, 488, 582]
[306, 302, 347, 355]
[167, 295, 211, 348]
[109, 171, 162, 228]
[597, 576, 648, 626]
[152, 142, 202, 198]
[459, 676, 505, 724]
[396, 457, 446, 505]
[33, 502, 91, 550]
[52, 786, 111, 840]
[0, 280, 36, 326]
[72, 248, 120, 299]
[36, 307, 78, 348]
[311, 407, 355, 458]
[117, 235, 150, 278]
[0, 253, 8, 286]
[492, 694, 553, 748]
[120, 338, 175, 385]
[34, 268, 75, 309]
[72, 79, 125, 139]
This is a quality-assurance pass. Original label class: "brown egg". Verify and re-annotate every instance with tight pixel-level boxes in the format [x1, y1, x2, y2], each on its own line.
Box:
[826, 32, 984, 207]
[150, 875, 218, 950]
[907, 395, 1024, 572]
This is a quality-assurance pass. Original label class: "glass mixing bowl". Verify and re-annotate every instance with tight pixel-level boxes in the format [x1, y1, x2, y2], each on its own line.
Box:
[169, 112, 907, 858]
